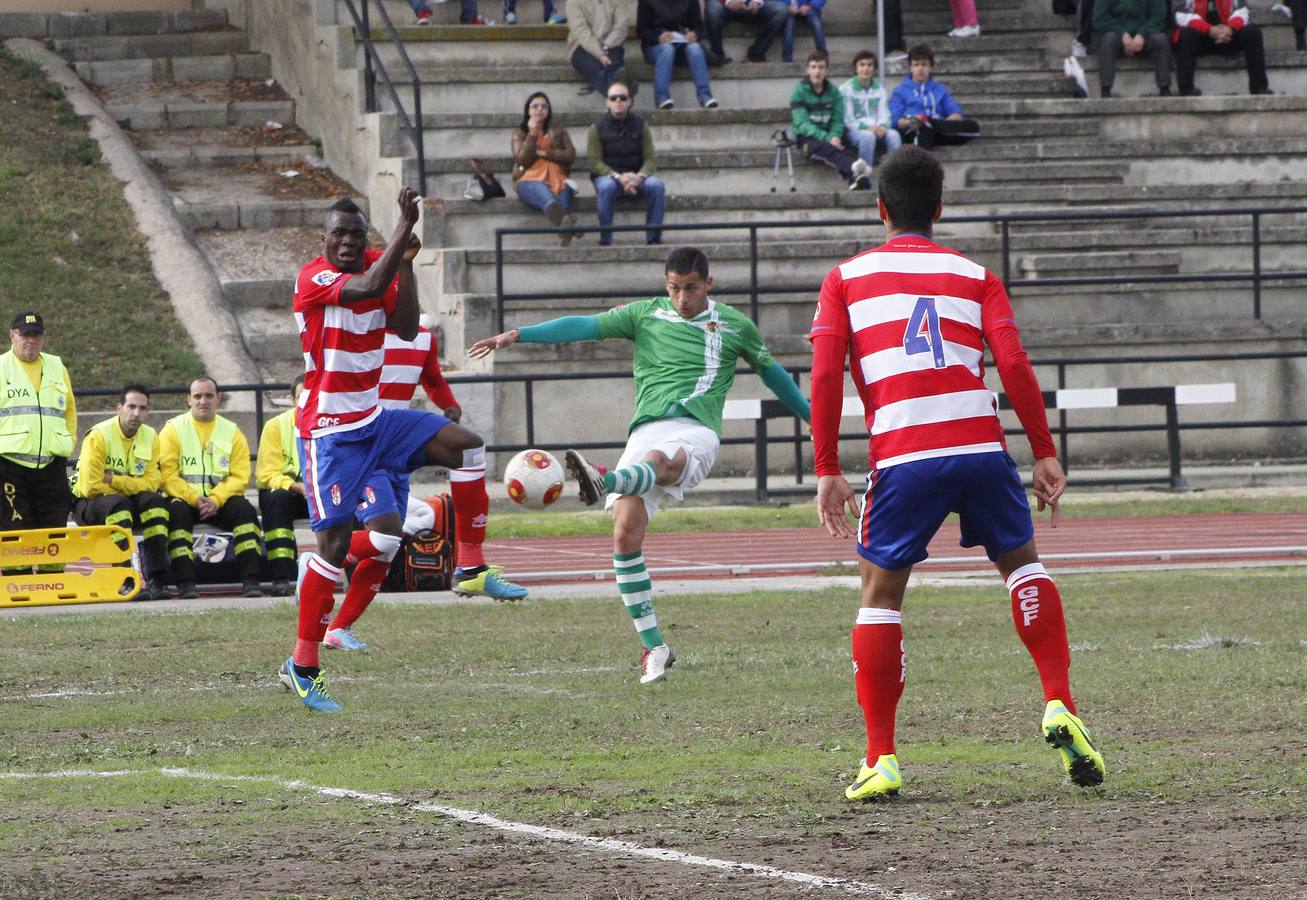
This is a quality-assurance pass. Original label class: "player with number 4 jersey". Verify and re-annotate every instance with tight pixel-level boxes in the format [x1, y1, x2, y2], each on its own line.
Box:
[809, 145, 1104, 800]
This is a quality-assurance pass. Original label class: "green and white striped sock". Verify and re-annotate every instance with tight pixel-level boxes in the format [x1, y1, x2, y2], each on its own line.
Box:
[614, 550, 663, 650]
[603, 461, 656, 496]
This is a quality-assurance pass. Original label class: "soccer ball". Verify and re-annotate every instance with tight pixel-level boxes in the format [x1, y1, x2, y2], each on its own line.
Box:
[503, 449, 565, 509]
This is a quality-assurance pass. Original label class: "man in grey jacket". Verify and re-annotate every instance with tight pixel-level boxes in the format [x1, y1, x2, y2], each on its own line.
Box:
[568, 0, 633, 95]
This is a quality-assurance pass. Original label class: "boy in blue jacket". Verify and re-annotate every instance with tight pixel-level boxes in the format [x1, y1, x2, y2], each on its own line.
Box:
[888, 44, 980, 150]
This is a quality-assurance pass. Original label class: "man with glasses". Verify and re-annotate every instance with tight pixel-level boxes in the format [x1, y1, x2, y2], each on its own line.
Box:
[587, 80, 666, 246]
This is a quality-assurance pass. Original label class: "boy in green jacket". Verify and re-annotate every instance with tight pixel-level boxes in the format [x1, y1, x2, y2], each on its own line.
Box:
[789, 51, 871, 190]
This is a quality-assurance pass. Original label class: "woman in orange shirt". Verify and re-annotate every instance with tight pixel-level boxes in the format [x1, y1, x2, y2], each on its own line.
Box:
[511, 91, 580, 246]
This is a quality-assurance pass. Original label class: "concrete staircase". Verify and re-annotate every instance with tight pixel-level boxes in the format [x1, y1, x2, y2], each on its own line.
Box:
[37, 7, 368, 388]
[11, 0, 1305, 467]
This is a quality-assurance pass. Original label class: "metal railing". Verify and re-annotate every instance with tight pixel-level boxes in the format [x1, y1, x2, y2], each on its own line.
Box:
[493, 205, 1307, 331]
[340, 0, 427, 191]
[433, 349, 1307, 497]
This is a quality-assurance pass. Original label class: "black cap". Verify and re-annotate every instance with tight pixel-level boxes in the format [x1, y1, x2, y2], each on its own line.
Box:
[11, 312, 43, 335]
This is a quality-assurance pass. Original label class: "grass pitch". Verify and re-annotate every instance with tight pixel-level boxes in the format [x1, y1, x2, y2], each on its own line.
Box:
[1, 569, 1303, 898]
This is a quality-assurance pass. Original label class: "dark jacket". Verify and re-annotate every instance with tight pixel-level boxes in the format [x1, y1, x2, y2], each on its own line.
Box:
[1094, 0, 1168, 35]
[589, 112, 652, 176]
[636, 0, 704, 46]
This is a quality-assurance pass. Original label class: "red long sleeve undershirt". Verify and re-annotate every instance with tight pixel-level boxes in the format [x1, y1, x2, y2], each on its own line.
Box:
[419, 333, 459, 412]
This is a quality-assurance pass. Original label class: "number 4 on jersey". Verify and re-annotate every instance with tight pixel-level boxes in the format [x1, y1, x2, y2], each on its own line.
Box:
[903, 297, 946, 369]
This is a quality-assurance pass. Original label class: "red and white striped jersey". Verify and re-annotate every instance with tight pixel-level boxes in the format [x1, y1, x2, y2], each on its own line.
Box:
[293, 249, 397, 438]
[809, 234, 1054, 474]
[378, 326, 459, 411]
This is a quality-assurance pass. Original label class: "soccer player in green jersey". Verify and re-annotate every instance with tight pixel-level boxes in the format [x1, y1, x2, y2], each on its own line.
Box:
[469, 247, 811, 684]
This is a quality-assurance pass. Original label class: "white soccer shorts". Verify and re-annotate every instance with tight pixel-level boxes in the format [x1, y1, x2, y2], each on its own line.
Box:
[604, 416, 719, 519]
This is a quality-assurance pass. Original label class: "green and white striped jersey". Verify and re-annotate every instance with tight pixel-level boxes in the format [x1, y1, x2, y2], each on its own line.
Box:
[596, 297, 774, 436]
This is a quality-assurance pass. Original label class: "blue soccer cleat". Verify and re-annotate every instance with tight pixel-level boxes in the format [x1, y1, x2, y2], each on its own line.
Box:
[453, 567, 528, 601]
[279, 656, 342, 712]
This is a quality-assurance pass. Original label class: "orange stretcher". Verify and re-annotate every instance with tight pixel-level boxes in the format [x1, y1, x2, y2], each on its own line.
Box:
[0, 525, 141, 607]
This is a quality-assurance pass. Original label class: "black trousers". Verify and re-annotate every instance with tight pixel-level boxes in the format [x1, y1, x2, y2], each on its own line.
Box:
[166, 495, 263, 585]
[74, 492, 170, 582]
[911, 117, 981, 150]
[258, 488, 308, 581]
[797, 135, 856, 181]
[0, 456, 72, 574]
[1176, 24, 1269, 94]
[0, 456, 72, 530]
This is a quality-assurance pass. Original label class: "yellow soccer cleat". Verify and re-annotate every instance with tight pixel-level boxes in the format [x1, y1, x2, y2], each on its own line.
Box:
[1042, 699, 1105, 787]
[844, 754, 902, 801]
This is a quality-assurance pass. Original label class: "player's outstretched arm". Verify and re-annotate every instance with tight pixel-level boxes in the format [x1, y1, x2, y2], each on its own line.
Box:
[817, 474, 858, 539]
[468, 329, 521, 358]
[468, 316, 603, 359]
[1032, 456, 1066, 527]
[759, 361, 812, 422]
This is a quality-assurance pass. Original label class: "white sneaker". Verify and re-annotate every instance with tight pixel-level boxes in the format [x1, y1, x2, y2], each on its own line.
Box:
[504, 10, 517, 23]
[947, 24, 981, 38]
[884, 49, 908, 63]
[1272, 2, 1292, 17]
[639, 643, 675, 684]
[1071, 38, 1088, 58]
[323, 627, 368, 651]
[851, 158, 871, 180]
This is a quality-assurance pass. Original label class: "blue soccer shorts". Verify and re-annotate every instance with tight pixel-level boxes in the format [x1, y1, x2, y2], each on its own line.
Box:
[299, 408, 449, 531]
[356, 470, 411, 526]
[856, 451, 1034, 570]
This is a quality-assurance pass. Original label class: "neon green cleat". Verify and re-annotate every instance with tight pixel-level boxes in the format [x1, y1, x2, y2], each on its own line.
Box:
[1042, 699, 1105, 787]
[844, 754, 902, 801]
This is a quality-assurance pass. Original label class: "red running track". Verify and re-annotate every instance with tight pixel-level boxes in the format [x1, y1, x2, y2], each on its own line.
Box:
[486, 512, 1307, 583]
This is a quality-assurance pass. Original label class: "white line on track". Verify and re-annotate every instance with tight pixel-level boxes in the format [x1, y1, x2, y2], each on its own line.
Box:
[507, 544, 1307, 582]
[0, 767, 930, 899]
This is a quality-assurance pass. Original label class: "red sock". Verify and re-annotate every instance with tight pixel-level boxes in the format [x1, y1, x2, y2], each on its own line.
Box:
[294, 555, 343, 668]
[450, 464, 488, 569]
[852, 607, 905, 761]
[330, 558, 389, 631]
[1007, 562, 1075, 713]
[344, 529, 376, 566]
[330, 531, 402, 632]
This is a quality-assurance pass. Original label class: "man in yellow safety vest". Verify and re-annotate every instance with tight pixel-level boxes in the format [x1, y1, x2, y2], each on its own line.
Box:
[72, 383, 171, 601]
[158, 376, 264, 599]
[255, 374, 306, 596]
[0, 311, 76, 575]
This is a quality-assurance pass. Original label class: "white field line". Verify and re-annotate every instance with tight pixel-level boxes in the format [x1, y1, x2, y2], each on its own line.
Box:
[508, 544, 1307, 581]
[0, 767, 931, 900]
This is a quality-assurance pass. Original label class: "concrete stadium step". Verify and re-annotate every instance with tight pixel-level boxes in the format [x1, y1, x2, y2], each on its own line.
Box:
[160, 164, 363, 230]
[50, 28, 248, 62]
[1, 8, 229, 39]
[1081, 48, 1307, 97]
[967, 160, 1130, 185]
[131, 125, 319, 168]
[95, 80, 294, 131]
[1017, 248, 1183, 278]
[381, 66, 1070, 114]
[193, 227, 322, 309]
[72, 52, 270, 86]
[382, 109, 1096, 160]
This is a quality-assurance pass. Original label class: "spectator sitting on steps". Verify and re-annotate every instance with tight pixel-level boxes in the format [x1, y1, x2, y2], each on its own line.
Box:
[568, 0, 633, 95]
[790, 51, 872, 190]
[1171, 0, 1273, 95]
[637, 0, 719, 109]
[511, 91, 580, 247]
[705, 0, 789, 63]
[1095, 0, 1173, 96]
[588, 79, 667, 246]
[503, 0, 566, 25]
[840, 49, 902, 169]
[889, 44, 981, 151]
[782, 0, 827, 63]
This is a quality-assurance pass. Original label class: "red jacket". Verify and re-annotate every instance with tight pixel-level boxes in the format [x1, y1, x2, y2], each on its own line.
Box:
[1173, 0, 1249, 42]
